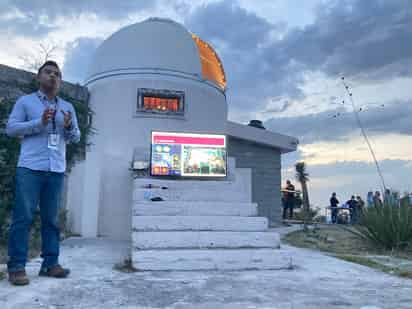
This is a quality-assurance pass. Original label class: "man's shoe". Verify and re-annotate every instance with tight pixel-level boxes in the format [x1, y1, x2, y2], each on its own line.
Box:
[8, 270, 30, 286]
[39, 265, 70, 278]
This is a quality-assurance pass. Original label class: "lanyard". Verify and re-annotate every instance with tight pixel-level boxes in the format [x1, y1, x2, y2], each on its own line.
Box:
[37, 92, 59, 132]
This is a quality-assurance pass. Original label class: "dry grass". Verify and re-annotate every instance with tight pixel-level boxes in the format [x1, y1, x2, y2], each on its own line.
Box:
[284, 225, 412, 258]
[336, 254, 412, 279]
[283, 225, 412, 279]
[283, 226, 377, 255]
[336, 255, 395, 272]
[398, 270, 412, 279]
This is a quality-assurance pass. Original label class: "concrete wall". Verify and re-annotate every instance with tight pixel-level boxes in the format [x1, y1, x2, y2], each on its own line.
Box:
[227, 136, 282, 225]
[82, 74, 228, 240]
[65, 161, 85, 235]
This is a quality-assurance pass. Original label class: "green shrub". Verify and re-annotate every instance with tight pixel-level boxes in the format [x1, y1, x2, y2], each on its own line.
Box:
[355, 201, 412, 250]
[0, 96, 21, 246]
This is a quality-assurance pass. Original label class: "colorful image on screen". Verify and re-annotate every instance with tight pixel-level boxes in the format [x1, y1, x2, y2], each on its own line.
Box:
[151, 132, 226, 177]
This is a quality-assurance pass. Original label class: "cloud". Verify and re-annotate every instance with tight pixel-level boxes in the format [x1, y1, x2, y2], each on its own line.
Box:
[3, 0, 157, 20]
[298, 133, 412, 165]
[265, 99, 412, 144]
[6, 0, 410, 121]
[0, 13, 56, 38]
[0, 0, 158, 38]
[185, 0, 304, 118]
[270, 0, 412, 80]
[264, 99, 295, 113]
[62, 37, 103, 83]
[3, 0, 411, 125]
[186, 0, 274, 50]
[185, 0, 412, 121]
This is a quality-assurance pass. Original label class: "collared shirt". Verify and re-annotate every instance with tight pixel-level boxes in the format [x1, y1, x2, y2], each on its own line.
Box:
[6, 91, 81, 173]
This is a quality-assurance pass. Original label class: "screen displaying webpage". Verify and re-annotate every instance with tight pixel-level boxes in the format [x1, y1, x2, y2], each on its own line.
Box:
[151, 131, 227, 177]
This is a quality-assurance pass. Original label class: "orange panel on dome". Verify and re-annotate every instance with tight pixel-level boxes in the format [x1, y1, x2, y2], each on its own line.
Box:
[192, 34, 226, 90]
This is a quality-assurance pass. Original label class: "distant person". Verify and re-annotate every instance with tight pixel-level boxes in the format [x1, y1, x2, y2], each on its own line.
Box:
[356, 196, 365, 210]
[282, 180, 295, 221]
[373, 191, 383, 207]
[391, 191, 400, 207]
[355, 196, 365, 222]
[384, 188, 391, 205]
[329, 192, 339, 224]
[367, 191, 374, 208]
[346, 196, 358, 224]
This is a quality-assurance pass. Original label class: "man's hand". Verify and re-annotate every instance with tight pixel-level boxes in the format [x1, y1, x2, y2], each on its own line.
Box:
[42, 108, 55, 126]
[61, 110, 73, 129]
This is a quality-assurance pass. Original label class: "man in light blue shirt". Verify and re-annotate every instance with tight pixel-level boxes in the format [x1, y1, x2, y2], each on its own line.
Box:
[6, 60, 80, 285]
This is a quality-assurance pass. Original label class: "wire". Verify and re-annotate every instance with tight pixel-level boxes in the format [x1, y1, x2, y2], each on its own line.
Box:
[341, 77, 387, 192]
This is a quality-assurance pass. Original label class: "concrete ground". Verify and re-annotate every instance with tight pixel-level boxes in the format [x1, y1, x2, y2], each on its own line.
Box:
[1, 229, 412, 309]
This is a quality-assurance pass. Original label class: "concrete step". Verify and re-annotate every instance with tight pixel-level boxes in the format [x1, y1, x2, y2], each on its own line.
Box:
[132, 248, 291, 270]
[133, 187, 251, 202]
[133, 168, 252, 203]
[133, 168, 250, 190]
[133, 201, 258, 216]
[132, 216, 268, 231]
[132, 231, 280, 249]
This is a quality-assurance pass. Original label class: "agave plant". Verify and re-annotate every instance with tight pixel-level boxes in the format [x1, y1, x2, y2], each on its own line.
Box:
[354, 201, 412, 250]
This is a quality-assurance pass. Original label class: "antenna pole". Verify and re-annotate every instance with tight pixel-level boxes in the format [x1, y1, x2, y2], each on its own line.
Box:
[341, 77, 387, 192]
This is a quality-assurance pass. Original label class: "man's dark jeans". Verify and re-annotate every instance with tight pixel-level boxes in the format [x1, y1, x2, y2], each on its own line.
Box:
[282, 200, 294, 220]
[7, 167, 64, 272]
[331, 207, 338, 224]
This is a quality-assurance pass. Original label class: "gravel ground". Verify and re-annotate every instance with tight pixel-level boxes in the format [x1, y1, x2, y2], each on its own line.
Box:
[1, 231, 412, 309]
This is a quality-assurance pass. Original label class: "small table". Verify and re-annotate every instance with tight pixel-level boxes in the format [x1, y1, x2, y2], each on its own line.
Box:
[325, 206, 351, 224]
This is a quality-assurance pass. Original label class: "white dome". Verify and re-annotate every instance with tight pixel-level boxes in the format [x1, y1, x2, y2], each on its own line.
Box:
[86, 18, 202, 82]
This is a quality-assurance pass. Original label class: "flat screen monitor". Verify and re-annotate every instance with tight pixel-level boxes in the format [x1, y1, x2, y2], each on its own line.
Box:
[151, 131, 227, 177]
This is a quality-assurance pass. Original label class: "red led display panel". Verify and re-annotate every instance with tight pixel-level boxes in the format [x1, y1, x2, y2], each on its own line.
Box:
[143, 96, 180, 112]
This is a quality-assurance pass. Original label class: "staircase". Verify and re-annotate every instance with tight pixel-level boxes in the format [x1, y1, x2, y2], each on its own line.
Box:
[131, 158, 290, 270]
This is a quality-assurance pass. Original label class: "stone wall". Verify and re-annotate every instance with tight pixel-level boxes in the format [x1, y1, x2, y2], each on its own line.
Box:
[227, 136, 282, 225]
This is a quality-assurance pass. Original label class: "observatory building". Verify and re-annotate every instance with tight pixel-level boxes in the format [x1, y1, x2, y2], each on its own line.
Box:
[66, 18, 297, 269]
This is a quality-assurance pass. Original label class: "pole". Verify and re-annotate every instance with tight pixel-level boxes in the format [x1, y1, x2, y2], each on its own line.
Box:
[341, 77, 387, 192]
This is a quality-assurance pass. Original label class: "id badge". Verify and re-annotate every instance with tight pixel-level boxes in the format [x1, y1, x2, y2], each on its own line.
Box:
[48, 133, 60, 150]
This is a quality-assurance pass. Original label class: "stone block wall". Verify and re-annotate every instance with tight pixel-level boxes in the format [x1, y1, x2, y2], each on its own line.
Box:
[227, 136, 282, 225]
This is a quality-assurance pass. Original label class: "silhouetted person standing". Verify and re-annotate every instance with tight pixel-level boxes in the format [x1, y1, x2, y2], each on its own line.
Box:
[346, 196, 358, 224]
[330, 193, 339, 224]
[373, 191, 383, 207]
[282, 180, 295, 220]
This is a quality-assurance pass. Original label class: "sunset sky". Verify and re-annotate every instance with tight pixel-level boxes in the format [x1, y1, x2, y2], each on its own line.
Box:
[1, 0, 411, 209]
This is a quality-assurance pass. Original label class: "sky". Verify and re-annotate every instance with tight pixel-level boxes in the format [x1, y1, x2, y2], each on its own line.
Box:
[1, 0, 411, 210]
